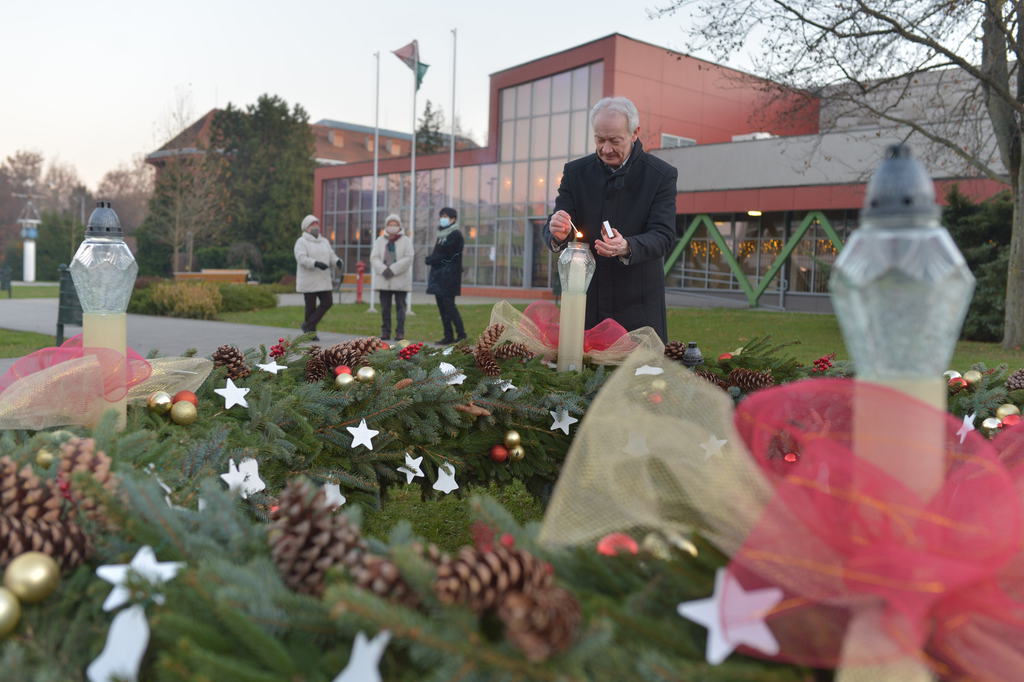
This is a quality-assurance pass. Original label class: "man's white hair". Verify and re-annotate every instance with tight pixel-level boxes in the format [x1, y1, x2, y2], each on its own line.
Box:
[590, 97, 639, 133]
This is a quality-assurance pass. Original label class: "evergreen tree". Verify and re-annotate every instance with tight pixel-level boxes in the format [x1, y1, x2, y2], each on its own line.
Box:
[943, 187, 1013, 342]
[34, 210, 83, 282]
[416, 100, 446, 155]
[209, 95, 315, 283]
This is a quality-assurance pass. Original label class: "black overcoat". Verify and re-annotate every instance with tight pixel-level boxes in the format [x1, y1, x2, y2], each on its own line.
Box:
[425, 228, 464, 297]
[543, 140, 677, 341]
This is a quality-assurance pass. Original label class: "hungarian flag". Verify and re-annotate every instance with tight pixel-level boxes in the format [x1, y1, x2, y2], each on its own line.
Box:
[392, 40, 429, 91]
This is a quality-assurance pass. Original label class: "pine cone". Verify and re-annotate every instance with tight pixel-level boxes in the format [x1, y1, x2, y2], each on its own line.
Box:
[319, 338, 381, 371]
[58, 437, 117, 523]
[0, 513, 90, 569]
[693, 368, 727, 390]
[269, 480, 367, 596]
[493, 342, 533, 361]
[664, 341, 687, 362]
[349, 555, 419, 608]
[1007, 368, 1024, 392]
[305, 347, 329, 383]
[727, 367, 774, 393]
[0, 456, 61, 522]
[475, 349, 501, 377]
[212, 344, 251, 380]
[476, 324, 506, 353]
[498, 586, 581, 662]
[434, 545, 552, 612]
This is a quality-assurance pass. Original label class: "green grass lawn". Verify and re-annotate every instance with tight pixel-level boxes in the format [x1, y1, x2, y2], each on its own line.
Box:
[0, 329, 55, 358]
[220, 302, 1024, 370]
[8, 285, 59, 299]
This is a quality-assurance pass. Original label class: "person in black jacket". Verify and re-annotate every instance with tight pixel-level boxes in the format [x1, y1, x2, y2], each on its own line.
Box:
[425, 206, 466, 344]
[543, 96, 678, 342]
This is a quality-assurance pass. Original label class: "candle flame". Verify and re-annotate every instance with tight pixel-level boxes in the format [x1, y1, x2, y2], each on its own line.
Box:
[574, 230, 583, 239]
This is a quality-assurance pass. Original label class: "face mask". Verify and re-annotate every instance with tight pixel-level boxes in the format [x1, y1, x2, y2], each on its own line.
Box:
[309, 228, 320, 238]
[385, 224, 401, 236]
[439, 217, 451, 228]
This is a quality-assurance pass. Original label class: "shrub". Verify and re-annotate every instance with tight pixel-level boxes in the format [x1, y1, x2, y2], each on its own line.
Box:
[196, 246, 229, 270]
[149, 280, 222, 320]
[217, 284, 277, 312]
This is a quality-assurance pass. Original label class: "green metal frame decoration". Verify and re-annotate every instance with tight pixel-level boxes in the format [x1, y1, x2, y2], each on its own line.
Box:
[662, 211, 845, 306]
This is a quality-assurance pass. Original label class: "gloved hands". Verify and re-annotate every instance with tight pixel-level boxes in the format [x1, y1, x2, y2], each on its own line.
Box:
[383, 267, 394, 279]
[314, 261, 328, 270]
[335, 258, 343, 269]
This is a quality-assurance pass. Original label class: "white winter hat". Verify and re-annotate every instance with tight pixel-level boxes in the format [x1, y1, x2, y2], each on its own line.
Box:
[301, 214, 320, 232]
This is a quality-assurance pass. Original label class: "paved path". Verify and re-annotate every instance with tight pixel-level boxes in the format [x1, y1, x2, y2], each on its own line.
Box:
[0, 298, 363, 374]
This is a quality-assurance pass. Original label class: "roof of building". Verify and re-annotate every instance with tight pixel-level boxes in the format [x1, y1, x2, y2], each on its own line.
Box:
[314, 119, 412, 140]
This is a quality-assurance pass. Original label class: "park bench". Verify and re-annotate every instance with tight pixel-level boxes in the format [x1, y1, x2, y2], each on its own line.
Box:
[174, 269, 250, 284]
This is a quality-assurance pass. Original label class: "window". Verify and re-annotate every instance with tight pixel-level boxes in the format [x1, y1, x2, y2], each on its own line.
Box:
[366, 137, 374, 152]
[390, 141, 401, 155]
[661, 133, 696, 149]
[330, 131, 344, 147]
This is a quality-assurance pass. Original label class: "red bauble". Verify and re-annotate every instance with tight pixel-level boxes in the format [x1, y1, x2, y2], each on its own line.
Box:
[380, 342, 390, 350]
[718, 352, 733, 361]
[489, 444, 509, 462]
[783, 452, 799, 463]
[1002, 414, 1022, 428]
[948, 377, 968, 389]
[334, 365, 352, 376]
[596, 533, 639, 557]
[172, 390, 198, 406]
[648, 392, 663, 405]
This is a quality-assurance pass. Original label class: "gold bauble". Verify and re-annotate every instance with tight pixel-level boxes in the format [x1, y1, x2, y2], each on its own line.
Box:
[35, 449, 55, 467]
[0, 588, 20, 637]
[982, 417, 1002, 431]
[509, 445, 525, 461]
[170, 400, 198, 426]
[397, 339, 411, 349]
[996, 403, 1021, 420]
[3, 552, 59, 604]
[650, 378, 668, 392]
[335, 373, 356, 388]
[147, 391, 173, 415]
[504, 430, 522, 448]
[963, 370, 984, 386]
[355, 366, 377, 382]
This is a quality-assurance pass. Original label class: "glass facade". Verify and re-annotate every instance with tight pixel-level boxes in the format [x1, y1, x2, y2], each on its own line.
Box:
[665, 210, 854, 297]
[321, 61, 605, 290]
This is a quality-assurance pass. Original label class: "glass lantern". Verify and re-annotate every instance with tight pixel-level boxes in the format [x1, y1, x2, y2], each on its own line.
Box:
[556, 240, 596, 371]
[69, 201, 138, 428]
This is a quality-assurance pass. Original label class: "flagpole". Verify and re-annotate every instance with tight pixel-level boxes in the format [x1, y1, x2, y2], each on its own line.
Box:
[368, 50, 380, 313]
[449, 27, 456, 207]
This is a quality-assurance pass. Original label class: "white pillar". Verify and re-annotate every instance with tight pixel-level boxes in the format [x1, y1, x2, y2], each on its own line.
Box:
[22, 238, 36, 282]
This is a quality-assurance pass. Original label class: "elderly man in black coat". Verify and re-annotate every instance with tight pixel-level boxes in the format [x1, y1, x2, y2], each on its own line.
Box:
[543, 96, 677, 342]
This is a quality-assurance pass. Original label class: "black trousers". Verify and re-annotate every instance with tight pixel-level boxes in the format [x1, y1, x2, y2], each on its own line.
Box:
[379, 290, 407, 338]
[302, 291, 332, 331]
[434, 294, 464, 339]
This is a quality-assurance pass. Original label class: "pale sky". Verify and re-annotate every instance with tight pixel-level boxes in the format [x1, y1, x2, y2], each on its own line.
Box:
[0, 0, 706, 189]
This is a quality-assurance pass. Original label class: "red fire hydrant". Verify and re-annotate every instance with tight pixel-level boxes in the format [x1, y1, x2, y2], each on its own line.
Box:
[355, 261, 365, 304]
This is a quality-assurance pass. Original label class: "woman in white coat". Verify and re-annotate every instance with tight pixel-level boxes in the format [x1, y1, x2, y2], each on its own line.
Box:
[369, 214, 413, 340]
[293, 214, 340, 340]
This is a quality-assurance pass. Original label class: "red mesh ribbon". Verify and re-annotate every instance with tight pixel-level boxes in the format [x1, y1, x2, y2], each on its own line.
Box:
[0, 334, 152, 402]
[521, 301, 628, 353]
[724, 378, 1024, 679]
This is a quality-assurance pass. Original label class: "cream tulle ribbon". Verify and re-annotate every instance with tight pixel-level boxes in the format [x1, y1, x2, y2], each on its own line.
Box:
[0, 357, 212, 430]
